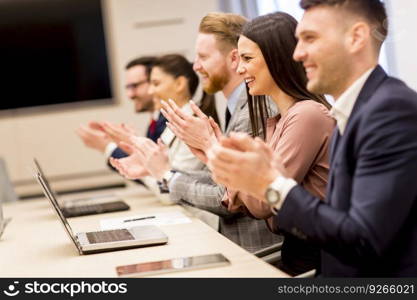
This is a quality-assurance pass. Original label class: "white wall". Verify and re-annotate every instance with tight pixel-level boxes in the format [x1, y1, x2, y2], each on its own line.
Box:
[388, 0, 417, 90]
[0, 0, 218, 195]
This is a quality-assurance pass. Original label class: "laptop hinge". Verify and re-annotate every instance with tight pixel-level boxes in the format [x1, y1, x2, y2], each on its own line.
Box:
[75, 237, 83, 255]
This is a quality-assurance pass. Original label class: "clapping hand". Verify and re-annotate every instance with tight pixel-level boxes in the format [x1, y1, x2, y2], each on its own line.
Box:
[100, 121, 137, 146]
[129, 137, 171, 180]
[160, 99, 222, 152]
[207, 132, 283, 200]
[109, 143, 150, 180]
[75, 123, 112, 153]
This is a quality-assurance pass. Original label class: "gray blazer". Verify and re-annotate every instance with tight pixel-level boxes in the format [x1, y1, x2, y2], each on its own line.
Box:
[169, 89, 282, 253]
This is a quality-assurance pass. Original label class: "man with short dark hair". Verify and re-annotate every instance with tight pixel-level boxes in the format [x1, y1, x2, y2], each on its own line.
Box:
[208, 0, 417, 276]
[125, 56, 157, 114]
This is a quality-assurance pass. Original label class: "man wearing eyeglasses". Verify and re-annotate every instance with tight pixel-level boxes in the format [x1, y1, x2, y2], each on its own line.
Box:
[76, 56, 167, 160]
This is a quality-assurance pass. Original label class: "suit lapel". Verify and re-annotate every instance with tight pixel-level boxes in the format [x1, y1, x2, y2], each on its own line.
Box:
[331, 65, 387, 160]
[225, 89, 248, 134]
[156, 113, 166, 130]
[327, 65, 387, 204]
[342, 65, 387, 138]
[326, 128, 340, 202]
[329, 128, 341, 165]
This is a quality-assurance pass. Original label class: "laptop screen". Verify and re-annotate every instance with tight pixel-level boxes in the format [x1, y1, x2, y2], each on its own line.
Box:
[35, 173, 81, 253]
[33, 158, 60, 203]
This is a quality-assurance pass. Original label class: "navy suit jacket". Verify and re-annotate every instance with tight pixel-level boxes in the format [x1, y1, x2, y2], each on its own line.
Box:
[275, 66, 417, 277]
[110, 113, 167, 159]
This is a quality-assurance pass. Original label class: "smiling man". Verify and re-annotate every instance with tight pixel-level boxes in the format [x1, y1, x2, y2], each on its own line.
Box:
[208, 0, 417, 276]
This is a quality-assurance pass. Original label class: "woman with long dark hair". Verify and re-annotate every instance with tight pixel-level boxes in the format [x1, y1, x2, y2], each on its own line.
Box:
[222, 12, 334, 275]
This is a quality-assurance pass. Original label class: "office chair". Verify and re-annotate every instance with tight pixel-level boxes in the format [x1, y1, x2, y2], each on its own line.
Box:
[254, 241, 316, 278]
[253, 241, 283, 265]
[293, 269, 316, 278]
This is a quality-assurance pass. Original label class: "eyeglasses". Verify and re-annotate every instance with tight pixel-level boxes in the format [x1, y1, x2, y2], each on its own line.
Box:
[125, 80, 148, 90]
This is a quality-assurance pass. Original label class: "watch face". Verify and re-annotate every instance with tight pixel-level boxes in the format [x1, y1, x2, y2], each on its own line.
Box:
[266, 188, 280, 205]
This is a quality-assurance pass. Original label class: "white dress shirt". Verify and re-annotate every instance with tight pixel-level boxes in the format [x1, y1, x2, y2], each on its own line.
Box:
[330, 68, 374, 135]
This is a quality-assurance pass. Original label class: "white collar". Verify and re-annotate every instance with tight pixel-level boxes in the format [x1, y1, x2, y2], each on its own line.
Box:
[151, 110, 160, 121]
[330, 68, 374, 135]
[227, 82, 245, 114]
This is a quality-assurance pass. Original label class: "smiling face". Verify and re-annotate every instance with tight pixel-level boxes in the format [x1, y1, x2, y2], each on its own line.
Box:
[125, 65, 154, 112]
[237, 35, 276, 96]
[148, 66, 179, 109]
[293, 6, 353, 98]
[193, 33, 230, 94]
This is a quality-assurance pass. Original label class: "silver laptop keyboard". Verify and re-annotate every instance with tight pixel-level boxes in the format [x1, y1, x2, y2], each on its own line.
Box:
[86, 229, 134, 244]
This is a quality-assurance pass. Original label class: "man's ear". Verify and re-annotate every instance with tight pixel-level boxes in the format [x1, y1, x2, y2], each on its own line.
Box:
[347, 21, 370, 54]
[229, 48, 240, 70]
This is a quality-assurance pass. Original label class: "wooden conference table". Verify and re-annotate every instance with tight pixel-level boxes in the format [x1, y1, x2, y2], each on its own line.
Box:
[0, 186, 288, 277]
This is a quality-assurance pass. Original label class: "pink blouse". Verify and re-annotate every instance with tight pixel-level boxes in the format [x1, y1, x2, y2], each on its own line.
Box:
[223, 100, 335, 220]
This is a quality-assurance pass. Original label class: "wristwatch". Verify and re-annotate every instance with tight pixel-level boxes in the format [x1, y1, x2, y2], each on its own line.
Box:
[265, 186, 281, 206]
[157, 170, 176, 194]
[265, 177, 285, 214]
[265, 176, 297, 214]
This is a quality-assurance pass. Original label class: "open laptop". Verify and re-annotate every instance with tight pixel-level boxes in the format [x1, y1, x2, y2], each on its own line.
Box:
[35, 172, 168, 254]
[33, 158, 130, 218]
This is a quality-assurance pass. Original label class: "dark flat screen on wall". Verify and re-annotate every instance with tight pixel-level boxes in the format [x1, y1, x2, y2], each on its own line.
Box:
[0, 0, 112, 110]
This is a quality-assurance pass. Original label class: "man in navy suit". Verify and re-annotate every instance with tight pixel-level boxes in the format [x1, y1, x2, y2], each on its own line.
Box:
[77, 56, 167, 162]
[207, 0, 417, 276]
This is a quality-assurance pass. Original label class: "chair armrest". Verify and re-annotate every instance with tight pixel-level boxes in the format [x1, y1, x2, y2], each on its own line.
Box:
[293, 269, 316, 278]
[253, 241, 283, 258]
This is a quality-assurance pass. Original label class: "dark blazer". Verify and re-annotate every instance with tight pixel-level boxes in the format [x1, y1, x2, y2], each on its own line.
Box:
[274, 66, 417, 277]
[146, 113, 167, 143]
[110, 113, 167, 159]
